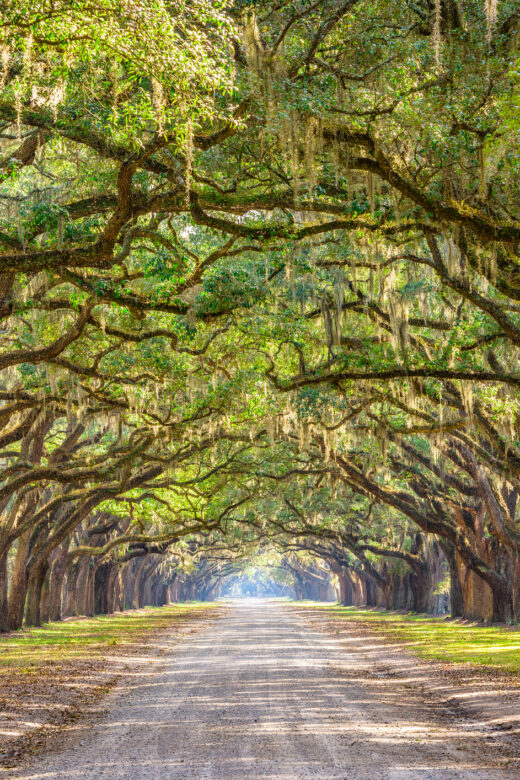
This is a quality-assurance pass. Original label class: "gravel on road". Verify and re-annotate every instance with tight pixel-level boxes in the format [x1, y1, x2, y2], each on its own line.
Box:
[5, 600, 517, 780]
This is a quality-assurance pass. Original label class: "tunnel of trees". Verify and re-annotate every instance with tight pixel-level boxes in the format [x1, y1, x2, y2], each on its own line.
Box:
[1, 0, 520, 632]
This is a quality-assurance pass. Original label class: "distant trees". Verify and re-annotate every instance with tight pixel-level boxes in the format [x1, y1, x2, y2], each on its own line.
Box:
[1, 1, 520, 629]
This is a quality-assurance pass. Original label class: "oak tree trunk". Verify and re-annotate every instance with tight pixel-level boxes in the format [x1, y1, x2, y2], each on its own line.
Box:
[25, 561, 49, 627]
[7, 531, 31, 630]
[0, 550, 9, 633]
[49, 541, 71, 621]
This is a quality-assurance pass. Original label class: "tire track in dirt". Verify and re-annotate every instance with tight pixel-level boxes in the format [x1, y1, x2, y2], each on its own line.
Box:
[4, 600, 517, 780]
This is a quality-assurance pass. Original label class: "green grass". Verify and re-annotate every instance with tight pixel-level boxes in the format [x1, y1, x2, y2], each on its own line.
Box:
[298, 603, 520, 676]
[0, 603, 218, 672]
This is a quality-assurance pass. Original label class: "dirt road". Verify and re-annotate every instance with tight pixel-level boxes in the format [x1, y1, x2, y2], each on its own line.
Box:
[7, 600, 517, 779]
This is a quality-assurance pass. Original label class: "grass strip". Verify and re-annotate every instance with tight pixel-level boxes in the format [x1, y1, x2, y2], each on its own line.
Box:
[0, 603, 218, 673]
[298, 603, 520, 675]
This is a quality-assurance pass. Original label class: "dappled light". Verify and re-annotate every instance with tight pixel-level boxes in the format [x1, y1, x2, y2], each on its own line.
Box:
[1, 0, 520, 634]
[7, 601, 517, 780]
[0, 0, 520, 775]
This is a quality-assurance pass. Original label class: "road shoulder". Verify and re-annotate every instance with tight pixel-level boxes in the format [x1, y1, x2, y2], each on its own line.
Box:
[0, 604, 223, 771]
[289, 603, 520, 773]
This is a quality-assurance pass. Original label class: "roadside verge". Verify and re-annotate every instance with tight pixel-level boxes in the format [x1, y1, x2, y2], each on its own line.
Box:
[0, 603, 223, 769]
[289, 602, 520, 770]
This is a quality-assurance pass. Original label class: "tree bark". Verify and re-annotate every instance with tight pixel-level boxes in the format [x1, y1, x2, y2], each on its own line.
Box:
[490, 580, 515, 624]
[94, 563, 111, 615]
[39, 566, 51, 624]
[49, 540, 70, 621]
[133, 558, 148, 608]
[410, 564, 430, 613]
[25, 560, 49, 627]
[105, 566, 118, 614]
[7, 530, 31, 630]
[75, 558, 92, 616]
[336, 569, 352, 605]
[440, 540, 464, 617]
[63, 561, 79, 616]
[0, 550, 8, 633]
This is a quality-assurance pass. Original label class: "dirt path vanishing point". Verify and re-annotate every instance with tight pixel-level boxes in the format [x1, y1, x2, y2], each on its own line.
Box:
[4, 600, 519, 780]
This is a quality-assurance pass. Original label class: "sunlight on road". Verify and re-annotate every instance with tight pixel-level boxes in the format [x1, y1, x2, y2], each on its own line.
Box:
[10, 601, 516, 780]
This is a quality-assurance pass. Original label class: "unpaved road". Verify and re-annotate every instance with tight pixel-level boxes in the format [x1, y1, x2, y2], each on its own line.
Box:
[7, 600, 517, 780]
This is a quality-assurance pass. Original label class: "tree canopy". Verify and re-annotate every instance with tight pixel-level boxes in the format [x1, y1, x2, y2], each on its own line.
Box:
[1, 0, 520, 629]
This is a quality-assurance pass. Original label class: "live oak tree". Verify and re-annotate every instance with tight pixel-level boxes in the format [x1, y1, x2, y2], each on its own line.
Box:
[1, 0, 520, 629]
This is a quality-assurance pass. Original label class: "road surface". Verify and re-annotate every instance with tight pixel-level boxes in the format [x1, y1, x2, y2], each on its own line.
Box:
[9, 600, 515, 779]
